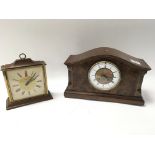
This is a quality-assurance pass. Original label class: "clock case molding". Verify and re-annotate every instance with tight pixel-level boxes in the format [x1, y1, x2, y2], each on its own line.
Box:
[1, 56, 53, 110]
[64, 47, 151, 106]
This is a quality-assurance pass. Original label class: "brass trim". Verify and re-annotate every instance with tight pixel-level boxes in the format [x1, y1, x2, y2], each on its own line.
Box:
[42, 65, 49, 95]
[2, 71, 14, 102]
[2, 64, 49, 102]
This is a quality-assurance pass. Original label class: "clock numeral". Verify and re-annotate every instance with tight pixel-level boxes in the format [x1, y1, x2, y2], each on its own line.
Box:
[17, 73, 22, 78]
[105, 62, 107, 68]
[16, 88, 21, 92]
[25, 70, 28, 77]
[13, 84, 19, 87]
[22, 91, 25, 95]
[37, 80, 42, 83]
[36, 85, 41, 88]
[13, 78, 19, 81]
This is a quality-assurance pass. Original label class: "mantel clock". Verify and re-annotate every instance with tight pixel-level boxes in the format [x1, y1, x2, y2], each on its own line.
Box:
[1, 53, 53, 110]
[64, 47, 151, 106]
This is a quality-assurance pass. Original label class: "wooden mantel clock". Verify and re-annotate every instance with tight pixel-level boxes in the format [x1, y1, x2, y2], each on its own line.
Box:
[64, 47, 151, 106]
[1, 53, 53, 110]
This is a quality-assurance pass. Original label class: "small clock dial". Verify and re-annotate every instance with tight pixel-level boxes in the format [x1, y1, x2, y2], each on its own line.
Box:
[88, 61, 121, 91]
[6, 65, 46, 101]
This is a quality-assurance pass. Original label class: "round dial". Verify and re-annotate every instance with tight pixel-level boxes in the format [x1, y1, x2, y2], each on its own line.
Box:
[88, 61, 121, 91]
[6, 65, 47, 101]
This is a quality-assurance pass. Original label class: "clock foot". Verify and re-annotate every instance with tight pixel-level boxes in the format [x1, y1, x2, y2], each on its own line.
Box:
[6, 91, 53, 110]
[64, 90, 144, 106]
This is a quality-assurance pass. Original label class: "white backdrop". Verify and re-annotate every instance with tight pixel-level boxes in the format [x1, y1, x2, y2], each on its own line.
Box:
[0, 20, 155, 155]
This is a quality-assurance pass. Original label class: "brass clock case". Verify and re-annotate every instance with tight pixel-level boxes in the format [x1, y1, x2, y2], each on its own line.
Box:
[1, 53, 53, 110]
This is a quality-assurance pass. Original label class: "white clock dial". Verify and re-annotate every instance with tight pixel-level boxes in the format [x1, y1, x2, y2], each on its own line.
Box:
[88, 61, 121, 91]
[6, 65, 47, 101]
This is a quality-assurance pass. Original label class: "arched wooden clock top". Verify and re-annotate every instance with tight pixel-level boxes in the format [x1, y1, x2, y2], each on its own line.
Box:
[65, 47, 151, 71]
[64, 47, 151, 106]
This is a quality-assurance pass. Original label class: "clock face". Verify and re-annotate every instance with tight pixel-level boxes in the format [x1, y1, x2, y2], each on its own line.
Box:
[6, 65, 47, 101]
[88, 61, 121, 91]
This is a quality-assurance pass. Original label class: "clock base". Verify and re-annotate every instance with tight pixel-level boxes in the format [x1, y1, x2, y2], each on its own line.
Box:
[6, 91, 53, 110]
[64, 90, 144, 106]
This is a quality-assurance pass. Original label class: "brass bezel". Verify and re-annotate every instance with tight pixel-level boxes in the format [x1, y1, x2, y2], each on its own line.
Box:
[2, 64, 49, 102]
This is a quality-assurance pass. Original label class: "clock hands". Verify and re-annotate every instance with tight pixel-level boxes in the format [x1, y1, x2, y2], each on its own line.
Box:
[25, 73, 35, 86]
[98, 75, 111, 83]
[96, 70, 114, 84]
[33, 74, 39, 81]
[25, 72, 38, 86]
[102, 74, 112, 80]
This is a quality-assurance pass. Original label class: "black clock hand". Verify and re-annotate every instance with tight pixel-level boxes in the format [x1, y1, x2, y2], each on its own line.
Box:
[103, 73, 113, 79]
[101, 75, 112, 82]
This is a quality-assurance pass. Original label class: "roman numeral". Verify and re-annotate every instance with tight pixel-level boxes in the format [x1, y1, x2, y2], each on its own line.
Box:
[104, 62, 107, 68]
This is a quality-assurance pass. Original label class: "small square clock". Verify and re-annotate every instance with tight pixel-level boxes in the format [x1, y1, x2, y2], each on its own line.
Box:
[1, 53, 53, 110]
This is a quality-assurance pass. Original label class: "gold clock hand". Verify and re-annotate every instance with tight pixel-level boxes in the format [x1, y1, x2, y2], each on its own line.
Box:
[33, 75, 39, 81]
[25, 73, 36, 86]
[26, 74, 39, 85]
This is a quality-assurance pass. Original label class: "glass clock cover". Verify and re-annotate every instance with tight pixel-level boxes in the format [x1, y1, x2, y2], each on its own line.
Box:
[6, 65, 46, 101]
